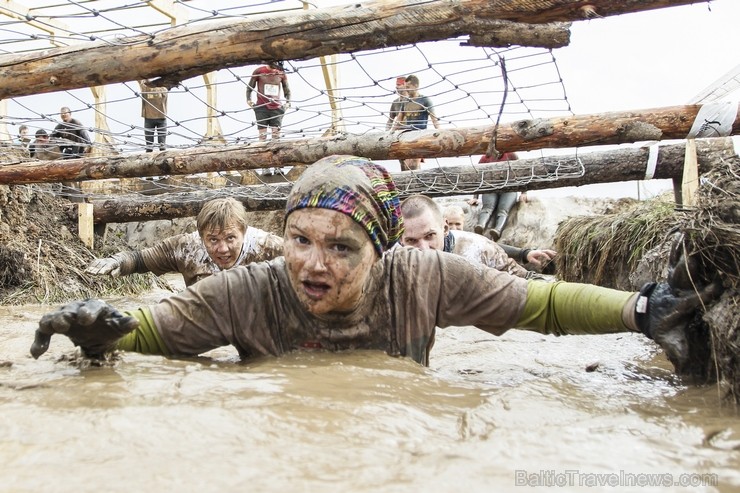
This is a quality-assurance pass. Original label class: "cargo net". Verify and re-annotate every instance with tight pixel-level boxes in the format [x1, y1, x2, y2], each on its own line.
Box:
[0, 0, 581, 206]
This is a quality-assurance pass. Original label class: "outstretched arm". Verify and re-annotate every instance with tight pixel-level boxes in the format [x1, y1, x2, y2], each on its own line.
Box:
[86, 234, 190, 278]
[517, 279, 721, 374]
[31, 266, 264, 361]
[86, 251, 146, 277]
[30, 300, 171, 360]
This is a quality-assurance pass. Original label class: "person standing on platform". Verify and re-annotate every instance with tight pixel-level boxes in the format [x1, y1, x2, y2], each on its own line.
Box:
[247, 61, 291, 142]
[390, 74, 440, 171]
[386, 77, 408, 131]
[247, 61, 292, 175]
[139, 80, 169, 152]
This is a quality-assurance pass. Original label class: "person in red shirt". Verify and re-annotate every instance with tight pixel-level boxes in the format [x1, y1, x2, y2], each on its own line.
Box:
[246, 61, 291, 142]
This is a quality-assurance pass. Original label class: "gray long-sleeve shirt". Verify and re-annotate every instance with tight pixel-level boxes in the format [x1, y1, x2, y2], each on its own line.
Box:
[147, 247, 529, 365]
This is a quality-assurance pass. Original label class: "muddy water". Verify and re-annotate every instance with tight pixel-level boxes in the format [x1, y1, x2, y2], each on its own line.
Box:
[1, 288, 739, 493]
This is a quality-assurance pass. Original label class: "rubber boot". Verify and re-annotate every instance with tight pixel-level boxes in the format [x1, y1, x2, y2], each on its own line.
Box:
[489, 214, 508, 241]
[475, 210, 492, 236]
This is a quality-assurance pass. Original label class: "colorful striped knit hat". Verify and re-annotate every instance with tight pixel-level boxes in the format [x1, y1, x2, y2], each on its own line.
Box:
[285, 155, 404, 256]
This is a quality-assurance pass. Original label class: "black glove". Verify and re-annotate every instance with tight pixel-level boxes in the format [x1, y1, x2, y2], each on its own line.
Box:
[30, 299, 139, 360]
[635, 281, 721, 374]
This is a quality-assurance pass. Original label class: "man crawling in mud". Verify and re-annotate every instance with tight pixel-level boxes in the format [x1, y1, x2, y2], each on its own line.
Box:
[31, 155, 719, 377]
[401, 194, 556, 276]
[86, 197, 283, 287]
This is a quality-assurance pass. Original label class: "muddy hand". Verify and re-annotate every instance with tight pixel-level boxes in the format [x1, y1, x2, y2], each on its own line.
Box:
[526, 249, 557, 269]
[85, 256, 122, 277]
[635, 282, 722, 373]
[31, 299, 139, 359]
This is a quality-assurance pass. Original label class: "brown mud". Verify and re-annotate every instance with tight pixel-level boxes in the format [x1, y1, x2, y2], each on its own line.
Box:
[0, 184, 170, 305]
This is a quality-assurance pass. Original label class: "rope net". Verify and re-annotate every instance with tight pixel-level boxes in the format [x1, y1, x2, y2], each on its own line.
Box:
[0, 0, 580, 208]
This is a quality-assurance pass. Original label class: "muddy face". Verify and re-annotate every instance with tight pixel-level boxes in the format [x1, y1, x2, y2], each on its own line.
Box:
[284, 209, 378, 315]
[202, 223, 245, 269]
[400, 209, 446, 250]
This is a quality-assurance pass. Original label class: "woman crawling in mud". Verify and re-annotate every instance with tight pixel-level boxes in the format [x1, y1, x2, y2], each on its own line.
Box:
[30, 155, 719, 374]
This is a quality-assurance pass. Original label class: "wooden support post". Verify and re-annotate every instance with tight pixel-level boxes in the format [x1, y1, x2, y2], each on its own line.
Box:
[202, 72, 226, 145]
[0, 99, 10, 144]
[303, 1, 344, 136]
[681, 138, 699, 208]
[77, 203, 94, 249]
[319, 54, 344, 135]
[89, 85, 119, 157]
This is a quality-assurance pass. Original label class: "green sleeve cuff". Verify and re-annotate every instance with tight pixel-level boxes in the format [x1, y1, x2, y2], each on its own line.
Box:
[115, 308, 171, 356]
[516, 280, 635, 336]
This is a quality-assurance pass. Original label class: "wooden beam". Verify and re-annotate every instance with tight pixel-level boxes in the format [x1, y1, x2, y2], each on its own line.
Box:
[1, 102, 738, 185]
[304, 1, 345, 134]
[464, 21, 570, 48]
[0, 0, 706, 99]
[77, 203, 94, 248]
[71, 137, 737, 224]
[319, 54, 344, 135]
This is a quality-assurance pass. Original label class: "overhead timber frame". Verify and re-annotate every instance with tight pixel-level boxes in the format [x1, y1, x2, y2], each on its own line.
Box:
[0, 0, 736, 231]
[63, 137, 740, 223]
[0, 0, 711, 99]
[2, 102, 737, 185]
[0, 0, 732, 178]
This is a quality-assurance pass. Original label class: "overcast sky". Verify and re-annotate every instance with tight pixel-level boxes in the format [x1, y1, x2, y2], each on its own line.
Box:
[512, 0, 740, 198]
[554, 0, 740, 113]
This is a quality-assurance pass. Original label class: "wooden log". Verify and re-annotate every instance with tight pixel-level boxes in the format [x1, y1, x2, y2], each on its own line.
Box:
[0, 0, 704, 99]
[2, 103, 738, 185]
[465, 21, 570, 48]
[75, 137, 736, 224]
